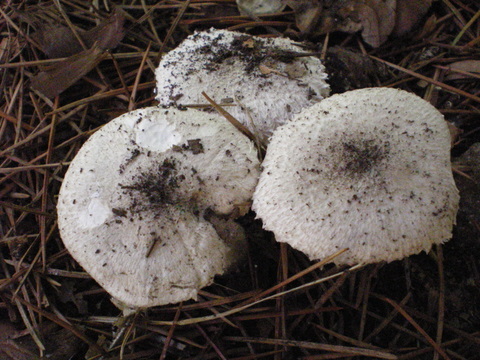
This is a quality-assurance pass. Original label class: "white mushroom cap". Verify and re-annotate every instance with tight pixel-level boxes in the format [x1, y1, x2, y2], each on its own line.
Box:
[252, 88, 459, 265]
[155, 28, 330, 142]
[57, 106, 260, 308]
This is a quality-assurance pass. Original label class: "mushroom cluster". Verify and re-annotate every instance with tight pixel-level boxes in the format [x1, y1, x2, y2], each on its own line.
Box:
[57, 107, 260, 308]
[58, 27, 459, 309]
[155, 28, 330, 143]
[253, 88, 459, 265]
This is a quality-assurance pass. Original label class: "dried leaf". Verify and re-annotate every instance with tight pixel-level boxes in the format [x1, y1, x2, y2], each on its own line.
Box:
[236, 0, 286, 15]
[31, 46, 103, 98]
[356, 4, 381, 47]
[32, 24, 84, 58]
[359, 0, 396, 47]
[16, 3, 62, 29]
[393, 0, 432, 36]
[0, 36, 23, 64]
[43, 328, 84, 360]
[0, 321, 24, 341]
[57, 280, 89, 315]
[7, 235, 29, 260]
[288, 0, 431, 47]
[445, 60, 480, 80]
[0, 340, 40, 360]
[258, 64, 276, 75]
[29, 9, 125, 58]
[447, 122, 462, 146]
[84, 10, 126, 51]
[285, 62, 308, 78]
[285, 0, 323, 34]
[258, 61, 284, 76]
[457, 143, 480, 182]
[289, 0, 371, 36]
[413, 13, 438, 40]
[18, 4, 81, 58]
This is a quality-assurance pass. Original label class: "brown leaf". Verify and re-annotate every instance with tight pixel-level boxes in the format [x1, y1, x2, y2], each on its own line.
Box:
[32, 24, 84, 58]
[0, 36, 23, 64]
[393, 0, 432, 36]
[288, 0, 368, 36]
[29, 9, 125, 58]
[447, 122, 462, 146]
[360, 0, 396, 47]
[16, 3, 61, 29]
[445, 60, 480, 81]
[0, 321, 24, 342]
[0, 340, 40, 360]
[356, 4, 381, 47]
[17, 4, 82, 58]
[31, 46, 103, 98]
[289, 0, 432, 47]
[57, 280, 89, 315]
[83, 10, 126, 51]
[236, 0, 286, 15]
[44, 328, 84, 360]
[285, 0, 323, 34]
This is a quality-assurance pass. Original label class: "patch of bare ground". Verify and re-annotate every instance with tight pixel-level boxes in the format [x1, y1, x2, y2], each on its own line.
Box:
[1, 0, 479, 359]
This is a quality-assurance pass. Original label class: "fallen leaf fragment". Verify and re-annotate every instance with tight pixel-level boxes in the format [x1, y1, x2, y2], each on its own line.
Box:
[288, 0, 386, 46]
[457, 143, 480, 183]
[359, 0, 396, 47]
[0, 36, 23, 64]
[285, 0, 323, 34]
[28, 9, 125, 98]
[287, 0, 433, 47]
[447, 122, 462, 146]
[26, 8, 125, 58]
[236, 0, 286, 15]
[0, 321, 27, 341]
[18, 4, 82, 58]
[356, 4, 382, 47]
[84, 10, 126, 52]
[393, 0, 433, 36]
[0, 340, 40, 360]
[32, 24, 83, 58]
[445, 60, 480, 80]
[31, 46, 103, 98]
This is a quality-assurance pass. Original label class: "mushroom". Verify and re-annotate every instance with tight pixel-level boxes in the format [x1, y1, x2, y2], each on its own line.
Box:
[155, 28, 330, 143]
[57, 106, 260, 308]
[252, 87, 459, 265]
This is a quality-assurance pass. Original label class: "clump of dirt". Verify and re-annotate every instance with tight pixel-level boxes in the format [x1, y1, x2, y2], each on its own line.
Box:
[121, 158, 184, 213]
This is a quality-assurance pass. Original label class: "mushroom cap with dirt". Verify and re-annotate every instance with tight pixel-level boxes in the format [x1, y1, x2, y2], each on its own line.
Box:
[57, 106, 260, 308]
[155, 28, 330, 143]
[252, 87, 459, 265]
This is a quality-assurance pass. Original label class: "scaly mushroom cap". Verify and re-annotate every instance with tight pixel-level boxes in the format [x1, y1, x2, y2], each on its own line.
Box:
[253, 88, 459, 265]
[57, 106, 260, 307]
[155, 28, 330, 142]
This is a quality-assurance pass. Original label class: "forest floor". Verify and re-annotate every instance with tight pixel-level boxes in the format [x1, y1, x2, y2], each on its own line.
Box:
[1, 1, 479, 359]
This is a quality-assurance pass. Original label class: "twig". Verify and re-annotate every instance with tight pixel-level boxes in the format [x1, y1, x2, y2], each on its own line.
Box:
[224, 336, 398, 359]
[369, 55, 480, 103]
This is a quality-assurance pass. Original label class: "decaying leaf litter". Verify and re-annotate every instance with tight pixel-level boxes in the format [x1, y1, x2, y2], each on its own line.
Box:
[1, 0, 480, 359]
